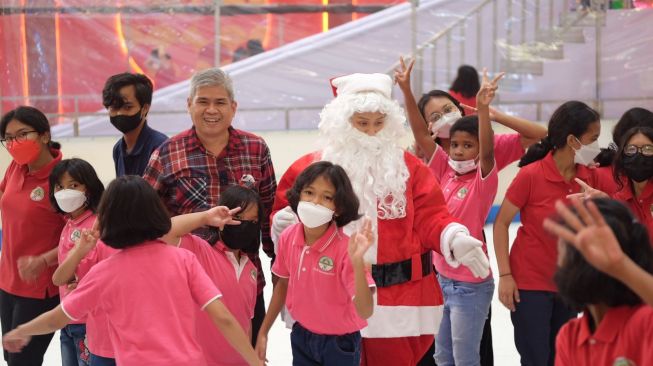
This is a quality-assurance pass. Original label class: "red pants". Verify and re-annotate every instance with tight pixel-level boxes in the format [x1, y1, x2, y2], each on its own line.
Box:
[361, 335, 434, 366]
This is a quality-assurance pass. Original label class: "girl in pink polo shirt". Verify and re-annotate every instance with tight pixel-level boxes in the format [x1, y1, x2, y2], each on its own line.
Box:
[493, 101, 602, 366]
[543, 198, 653, 366]
[255, 161, 375, 366]
[47, 158, 105, 366]
[409, 70, 502, 365]
[160, 185, 262, 366]
[1, 176, 263, 366]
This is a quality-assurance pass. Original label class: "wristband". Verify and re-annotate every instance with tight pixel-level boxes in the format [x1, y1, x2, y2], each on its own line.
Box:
[499, 272, 512, 277]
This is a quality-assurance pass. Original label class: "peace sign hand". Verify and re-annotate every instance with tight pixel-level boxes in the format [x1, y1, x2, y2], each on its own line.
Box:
[476, 68, 505, 107]
[394, 56, 415, 92]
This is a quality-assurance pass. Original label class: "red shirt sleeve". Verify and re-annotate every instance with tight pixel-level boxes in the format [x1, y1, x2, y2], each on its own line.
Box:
[505, 166, 533, 209]
[554, 322, 573, 366]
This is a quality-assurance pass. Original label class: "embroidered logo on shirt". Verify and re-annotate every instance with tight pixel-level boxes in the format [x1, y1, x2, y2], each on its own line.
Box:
[30, 186, 45, 201]
[318, 256, 334, 272]
[250, 268, 257, 281]
[240, 174, 256, 189]
[456, 187, 469, 199]
[70, 229, 82, 243]
[613, 357, 636, 366]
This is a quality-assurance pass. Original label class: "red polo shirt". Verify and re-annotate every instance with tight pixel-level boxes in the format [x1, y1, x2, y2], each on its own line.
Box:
[0, 150, 64, 298]
[555, 305, 653, 366]
[614, 179, 653, 247]
[505, 152, 597, 292]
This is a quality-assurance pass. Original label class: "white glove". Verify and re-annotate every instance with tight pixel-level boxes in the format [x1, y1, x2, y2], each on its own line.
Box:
[450, 232, 490, 278]
[440, 223, 490, 278]
[271, 206, 298, 253]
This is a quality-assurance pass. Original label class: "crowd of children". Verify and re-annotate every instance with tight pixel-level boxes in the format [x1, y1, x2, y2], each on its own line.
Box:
[0, 60, 652, 366]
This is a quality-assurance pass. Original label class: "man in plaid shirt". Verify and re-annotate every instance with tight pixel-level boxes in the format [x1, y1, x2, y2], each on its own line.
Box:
[142, 68, 277, 345]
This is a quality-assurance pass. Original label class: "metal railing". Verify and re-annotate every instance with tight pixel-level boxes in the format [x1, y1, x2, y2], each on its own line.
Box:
[1, 0, 649, 135]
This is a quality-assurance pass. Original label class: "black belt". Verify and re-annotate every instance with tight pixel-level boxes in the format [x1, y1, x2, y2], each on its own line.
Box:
[371, 251, 433, 288]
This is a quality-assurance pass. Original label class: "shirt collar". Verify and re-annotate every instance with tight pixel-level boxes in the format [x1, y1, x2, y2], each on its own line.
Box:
[292, 222, 341, 252]
[189, 126, 244, 156]
[69, 209, 94, 226]
[22, 149, 63, 179]
[577, 306, 640, 347]
[542, 151, 590, 183]
[615, 180, 653, 201]
[120, 122, 153, 156]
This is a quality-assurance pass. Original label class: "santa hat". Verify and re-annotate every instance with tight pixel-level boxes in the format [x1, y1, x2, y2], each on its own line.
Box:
[330, 73, 393, 99]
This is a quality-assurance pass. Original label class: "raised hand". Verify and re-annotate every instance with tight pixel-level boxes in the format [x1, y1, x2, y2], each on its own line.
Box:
[205, 206, 242, 230]
[75, 228, 100, 257]
[476, 68, 505, 108]
[543, 198, 626, 277]
[348, 218, 374, 265]
[394, 56, 415, 92]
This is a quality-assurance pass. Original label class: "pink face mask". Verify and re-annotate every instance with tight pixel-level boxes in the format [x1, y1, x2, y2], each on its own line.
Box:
[7, 139, 41, 165]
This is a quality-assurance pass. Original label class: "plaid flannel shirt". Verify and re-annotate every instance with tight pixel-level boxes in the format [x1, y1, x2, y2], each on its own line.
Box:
[143, 126, 277, 294]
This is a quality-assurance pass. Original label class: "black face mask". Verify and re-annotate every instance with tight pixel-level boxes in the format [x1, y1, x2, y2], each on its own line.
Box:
[623, 153, 653, 182]
[219, 220, 261, 253]
[110, 109, 143, 134]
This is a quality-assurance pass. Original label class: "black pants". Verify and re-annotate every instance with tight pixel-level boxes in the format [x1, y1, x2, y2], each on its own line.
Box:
[511, 290, 576, 366]
[251, 292, 266, 345]
[0, 289, 59, 366]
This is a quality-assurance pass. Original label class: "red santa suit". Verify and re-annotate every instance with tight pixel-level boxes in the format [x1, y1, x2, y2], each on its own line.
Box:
[272, 150, 459, 365]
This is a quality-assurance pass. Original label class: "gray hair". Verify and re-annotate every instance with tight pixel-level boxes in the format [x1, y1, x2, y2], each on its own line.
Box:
[189, 68, 235, 101]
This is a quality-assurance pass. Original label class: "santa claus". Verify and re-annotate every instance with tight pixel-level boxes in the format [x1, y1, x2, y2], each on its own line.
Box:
[270, 73, 490, 365]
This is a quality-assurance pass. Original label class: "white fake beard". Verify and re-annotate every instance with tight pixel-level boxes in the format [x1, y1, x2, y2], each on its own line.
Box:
[321, 127, 409, 222]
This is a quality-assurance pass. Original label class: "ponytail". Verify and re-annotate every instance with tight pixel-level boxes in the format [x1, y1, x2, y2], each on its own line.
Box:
[518, 136, 553, 167]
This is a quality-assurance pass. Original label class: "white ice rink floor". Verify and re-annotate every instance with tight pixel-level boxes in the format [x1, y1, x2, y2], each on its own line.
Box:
[35, 223, 522, 366]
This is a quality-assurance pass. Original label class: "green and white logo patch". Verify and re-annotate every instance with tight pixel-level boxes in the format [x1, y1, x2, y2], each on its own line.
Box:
[318, 256, 334, 272]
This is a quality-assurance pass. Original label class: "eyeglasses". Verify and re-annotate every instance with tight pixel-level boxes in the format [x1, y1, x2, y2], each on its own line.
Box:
[427, 104, 457, 123]
[624, 144, 653, 157]
[0, 130, 38, 148]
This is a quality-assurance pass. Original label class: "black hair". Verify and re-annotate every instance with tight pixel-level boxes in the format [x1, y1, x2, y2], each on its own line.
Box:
[555, 198, 653, 310]
[417, 90, 466, 121]
[102, 73, 153, 111]
[49, 158, 105, 214]
[286, 161, 361, 227]
[0, 106, 61, 150]
[218, 186, 263, 223]
[612, 126, 653, 190]
[449, 115, 479, 140]
[518, 101, 600, 167]
[97, 175, 171, 249]
[449, 65, 481, 99]
[595, 107, 653, 167]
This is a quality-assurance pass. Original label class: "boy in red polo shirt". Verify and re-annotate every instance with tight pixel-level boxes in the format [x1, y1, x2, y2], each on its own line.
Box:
[543, 198, 653, 366]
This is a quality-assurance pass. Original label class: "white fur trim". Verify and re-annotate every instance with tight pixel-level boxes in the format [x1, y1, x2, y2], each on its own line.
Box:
[361, 304, 443, 338]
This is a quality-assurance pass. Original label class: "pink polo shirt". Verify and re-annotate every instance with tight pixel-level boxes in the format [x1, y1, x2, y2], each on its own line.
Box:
[555, 305, 653, 366]
[495, 133, 525, 171]
[0, 150, 64, 298]
[272, 222, 375, 335]
[179, 234, 257, 366]
[428, 146, 497, 282]
[62, 241, 221, 366]
[505, 152, 599, 292]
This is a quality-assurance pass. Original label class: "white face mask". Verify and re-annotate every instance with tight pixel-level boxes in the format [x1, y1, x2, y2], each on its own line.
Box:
[297, 201, 334, 229]
[430, 111, 462, 139]
[448, 157, 478, 175]
[572, 138, 601, 166]
[54, 189, 87, 213]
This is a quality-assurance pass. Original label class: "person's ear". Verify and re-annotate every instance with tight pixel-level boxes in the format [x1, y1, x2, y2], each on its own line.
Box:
[566, 134, 579, 149]
[141, 104, 150, 119]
